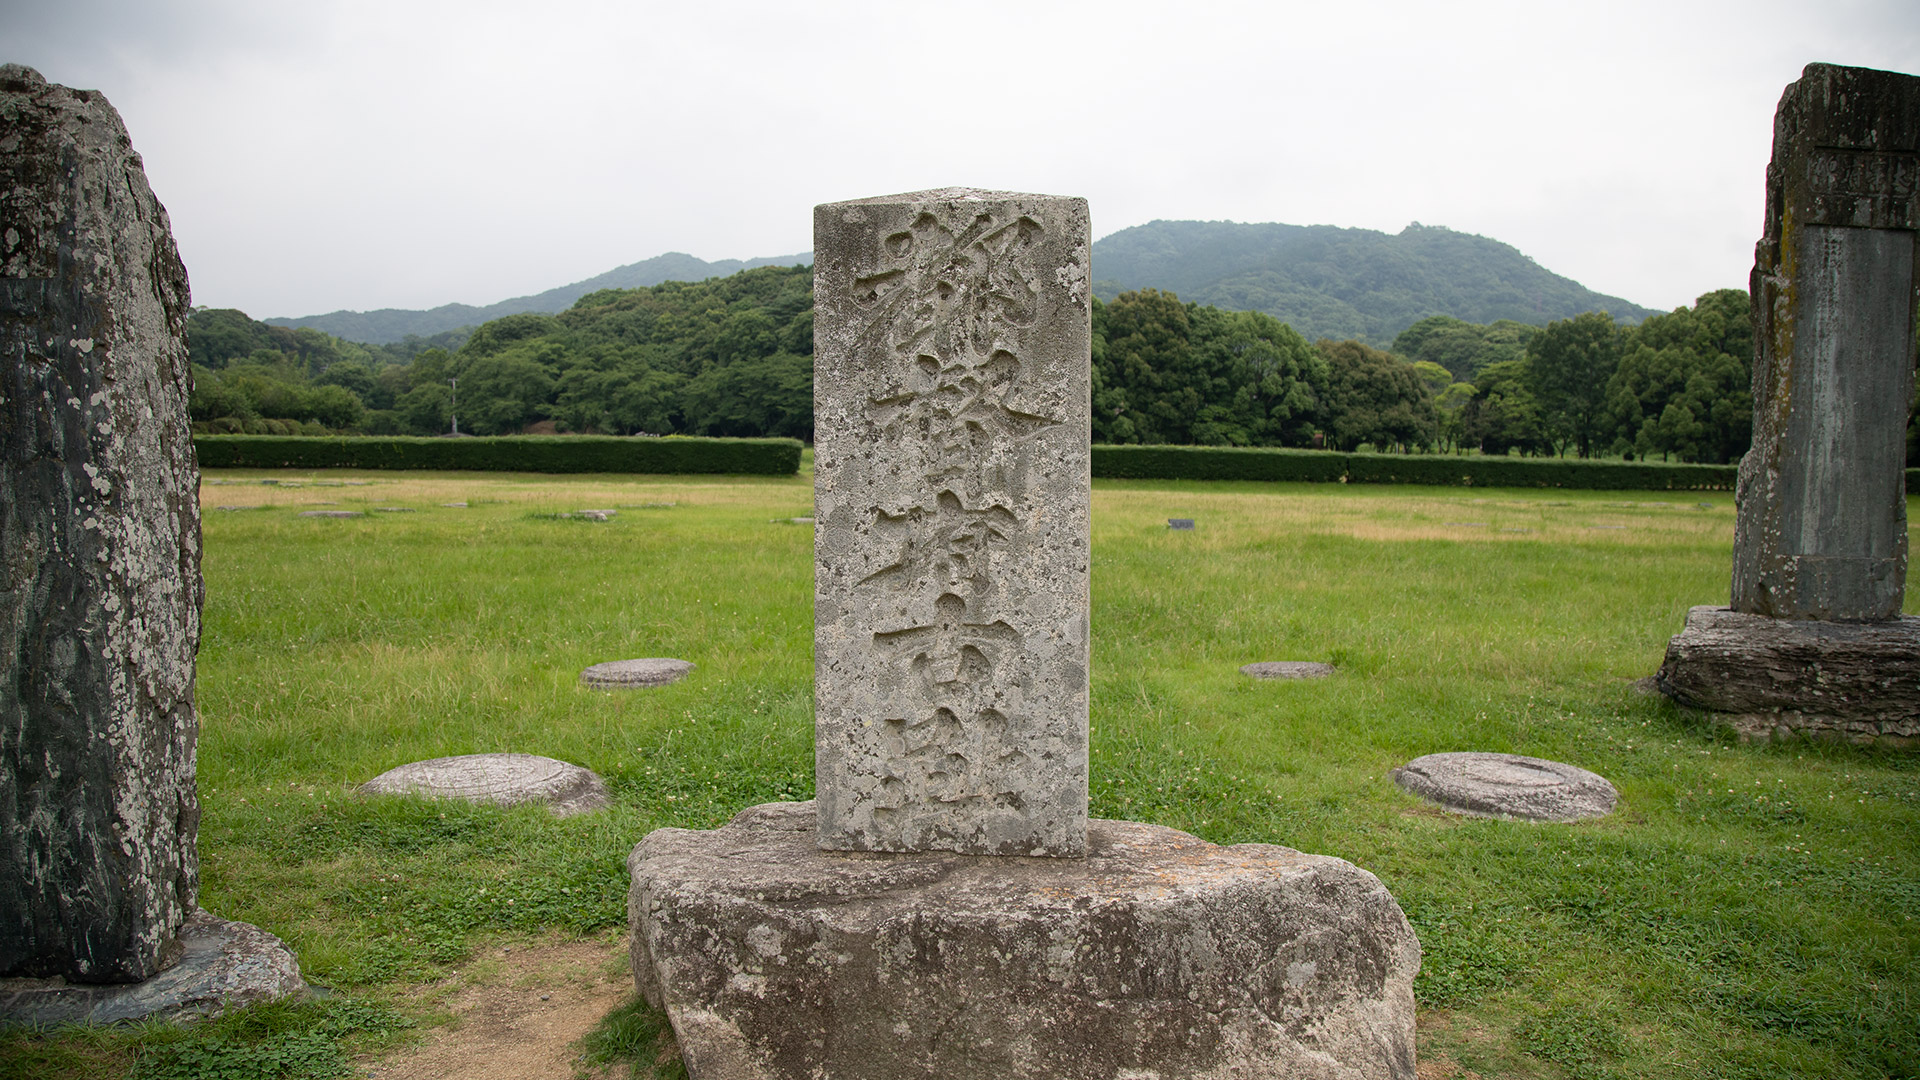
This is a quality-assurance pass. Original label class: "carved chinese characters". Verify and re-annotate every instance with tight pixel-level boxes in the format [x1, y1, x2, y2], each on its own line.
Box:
[814, 190, 1091, 855]
[1732, 63, 1920, 621]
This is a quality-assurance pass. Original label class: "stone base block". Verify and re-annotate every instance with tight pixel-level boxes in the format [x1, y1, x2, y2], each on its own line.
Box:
[628, 801, 1419, 1080]
[0, 910, 306, 1025]
[1655, 606, 1920, 748]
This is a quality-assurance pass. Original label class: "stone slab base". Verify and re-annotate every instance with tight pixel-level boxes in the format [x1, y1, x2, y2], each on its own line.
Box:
[628, 801, 1419, 1080]
[360, 753, 610, 816]
[1391, 753, 1617, 822]
[581, 658, 694, 688]
[0, 910, 306, 1025]
[1241, 661, 1336, 680]
[1655, 606, 1920, 748]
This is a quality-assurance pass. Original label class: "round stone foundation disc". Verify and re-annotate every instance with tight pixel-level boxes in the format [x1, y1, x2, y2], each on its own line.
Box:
[581, 658, 694, 688]
[359, 753, 609, 816]
[1240, 661, 1335, 679]
[1391, 752, 1617, 822]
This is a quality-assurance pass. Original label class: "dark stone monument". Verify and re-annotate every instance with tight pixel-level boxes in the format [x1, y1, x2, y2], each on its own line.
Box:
[1656, 63, 1920, 747]
[1, 65, 301, 1015]
[1731, 62, 1919, 621]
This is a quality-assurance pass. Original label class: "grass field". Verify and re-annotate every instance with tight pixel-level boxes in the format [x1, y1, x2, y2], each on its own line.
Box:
[5, 469, 1916, 1079]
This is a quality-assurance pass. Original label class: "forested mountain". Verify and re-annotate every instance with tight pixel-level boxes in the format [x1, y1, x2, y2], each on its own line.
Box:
[265, 251, 813, 343]
[1089, 220, 1658, 346]
[262, 216, 1645, 350]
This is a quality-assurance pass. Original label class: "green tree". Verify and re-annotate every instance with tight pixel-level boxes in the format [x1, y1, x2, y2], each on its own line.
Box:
[1408, 360, 1452, 393]
[451, 351, 555, 434]
[1434, 381, 1476, 453]
[1392, 316, 1539, 381]
[1093, 290, 1198, 444]
[1602, 289, 1753, 463]
[1461, 360, 1550, 456]
[681, 352, 813, 439]
[1316, 339, 1438, 452]
[1091, 291, 1324, 446]
[397, 382, 451, 434]
[1526, 311, 1621, 457]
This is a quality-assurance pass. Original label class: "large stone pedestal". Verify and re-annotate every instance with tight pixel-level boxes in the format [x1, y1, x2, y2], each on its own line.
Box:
[0, 910, 305, 1025]
[628, 802, 1419, 1080]
[1655, 606, 1920, 747]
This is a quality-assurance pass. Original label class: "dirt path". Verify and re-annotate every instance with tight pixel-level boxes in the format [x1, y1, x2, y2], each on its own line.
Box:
[362, 937, 634, 1080]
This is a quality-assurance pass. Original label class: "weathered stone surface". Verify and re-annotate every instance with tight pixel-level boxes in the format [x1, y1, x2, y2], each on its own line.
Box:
[1, 65, 201, 983]
[1242, 661, 1336, 680]
[1655, 605, 1920, 746]
[298, 510, 362, 518]
[1732, 63, 1920, 621]
[813, 189, 1092, 857]
[581, 658, 694, 688]
[1392, 753, 1617, 822]
[360, 753, 609, 816]
[0, 910, 304, 1025]
[628, 801, 1419, 1080]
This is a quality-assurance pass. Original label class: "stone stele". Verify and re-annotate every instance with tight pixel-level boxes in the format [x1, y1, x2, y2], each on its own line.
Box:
[630, 188, 1419, 1080]
[581, 657, 695, 688]
[1392, 753, 1618, 823]
[629, 801, 1419, 1080]
[1658, 63, 1920, 746]
[1730, 63, 1920, 621]
[813, 188, 1091, 857]
[1, 64, 201, 984]
[360, 753, 610, 817]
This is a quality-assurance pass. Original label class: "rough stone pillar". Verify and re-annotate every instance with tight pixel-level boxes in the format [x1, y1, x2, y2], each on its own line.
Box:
[1, 65, 202, 983]
[1731, 62, 1920, 622]
[813, 189, 1091, 856]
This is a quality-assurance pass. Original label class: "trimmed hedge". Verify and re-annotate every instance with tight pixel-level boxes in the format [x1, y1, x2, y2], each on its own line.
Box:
[1092, 444, 1743, 491]
[192, 435, 803, 475]
[1089, 445, 1350, 483]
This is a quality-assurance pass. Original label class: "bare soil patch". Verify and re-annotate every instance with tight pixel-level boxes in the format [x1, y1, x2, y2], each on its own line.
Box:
[363, 937, 632, 1080]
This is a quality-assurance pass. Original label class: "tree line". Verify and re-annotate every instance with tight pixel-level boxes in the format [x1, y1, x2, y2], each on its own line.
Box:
[1094, 286, 1759, 463]
[188, 266, 813, 439]
[189, 266, 1812, 465]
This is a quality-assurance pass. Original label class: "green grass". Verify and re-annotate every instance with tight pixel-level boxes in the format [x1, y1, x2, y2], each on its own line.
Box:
[9, 469, 1917, 1079]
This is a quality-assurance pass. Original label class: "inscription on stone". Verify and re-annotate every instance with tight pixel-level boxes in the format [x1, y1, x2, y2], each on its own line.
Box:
[1804, 148, 1920, 228]
[814, 189, 1091, 856]
[1168, 518, 1196, 530]
[1733, 63, 1920, 622]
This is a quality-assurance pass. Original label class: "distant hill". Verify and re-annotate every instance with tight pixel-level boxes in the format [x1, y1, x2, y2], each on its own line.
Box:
[265, 251, 813, 343]
[1089, 221, 1657, 345]
[266, 219, 1655, 348]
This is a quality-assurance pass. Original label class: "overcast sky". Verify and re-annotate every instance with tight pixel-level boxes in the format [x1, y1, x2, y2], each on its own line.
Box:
[7, 0, 1917, 320]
